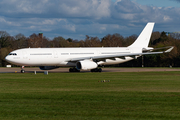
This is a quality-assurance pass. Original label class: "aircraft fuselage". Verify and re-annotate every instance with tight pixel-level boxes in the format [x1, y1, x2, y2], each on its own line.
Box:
[5, 47, 137, 67]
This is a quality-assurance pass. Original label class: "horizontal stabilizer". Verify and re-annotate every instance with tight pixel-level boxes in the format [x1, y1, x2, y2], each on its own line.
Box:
[165, 46, 174, 53]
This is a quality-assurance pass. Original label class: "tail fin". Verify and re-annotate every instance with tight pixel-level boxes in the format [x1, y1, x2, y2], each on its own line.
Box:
[128, 22, 155, 48]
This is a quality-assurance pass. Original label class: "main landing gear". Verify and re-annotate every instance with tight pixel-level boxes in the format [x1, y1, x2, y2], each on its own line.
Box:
[69, 68, 102, 72]
[69, 68, 80, 72]
[21, 66, 25, 73]
[91, 68, 102, 72]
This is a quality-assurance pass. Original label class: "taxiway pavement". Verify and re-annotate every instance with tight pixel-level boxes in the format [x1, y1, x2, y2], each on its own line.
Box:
[0, 67, 180, 73]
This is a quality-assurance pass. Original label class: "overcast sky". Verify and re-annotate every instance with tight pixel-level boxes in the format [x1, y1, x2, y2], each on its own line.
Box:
[0, 0, 180, 40]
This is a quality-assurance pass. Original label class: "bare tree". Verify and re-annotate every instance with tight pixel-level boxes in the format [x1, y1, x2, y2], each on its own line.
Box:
[84, 35, 101, 47]
[124, 35, 137, 47]
[27, 33, 43, 48]
[52, 36, 69, 47]
[150, 32, 161, 46]
[101, 34, 124, 47]
[14, 33, 27, 48]
[0, 31, 10, 48]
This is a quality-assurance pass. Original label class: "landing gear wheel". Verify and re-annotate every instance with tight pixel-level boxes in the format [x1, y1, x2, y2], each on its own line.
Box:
[21, 70, 25, 73]
[98, 68, 102, 72]
[69, 68, 72, 72]
[91, 68, 102, 72]
[69, 68, 80, 72]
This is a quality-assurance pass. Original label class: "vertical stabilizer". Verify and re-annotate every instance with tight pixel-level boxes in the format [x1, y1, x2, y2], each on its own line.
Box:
[128, 22, 155, 48]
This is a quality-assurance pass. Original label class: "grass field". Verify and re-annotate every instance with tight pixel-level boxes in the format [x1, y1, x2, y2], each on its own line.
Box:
[0, 72, 180, 120]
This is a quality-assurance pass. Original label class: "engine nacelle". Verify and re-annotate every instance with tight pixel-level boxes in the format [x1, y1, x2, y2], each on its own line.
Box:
[39, 66, 59, 70]
[76, 60, 98, 70]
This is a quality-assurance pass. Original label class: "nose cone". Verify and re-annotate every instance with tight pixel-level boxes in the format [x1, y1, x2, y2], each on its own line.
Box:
[5, 55, 16, 65]
[5, 54, 22, 65]
[5, 55, 10, 62]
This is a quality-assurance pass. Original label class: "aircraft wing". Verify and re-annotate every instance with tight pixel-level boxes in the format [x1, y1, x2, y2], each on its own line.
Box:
[67, 46, 174, 62]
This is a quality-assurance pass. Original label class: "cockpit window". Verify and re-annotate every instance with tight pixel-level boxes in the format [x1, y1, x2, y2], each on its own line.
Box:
[8, 53, 17, 56]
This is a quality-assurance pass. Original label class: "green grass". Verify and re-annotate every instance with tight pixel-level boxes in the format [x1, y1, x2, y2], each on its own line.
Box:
[0, 72, 180, 120]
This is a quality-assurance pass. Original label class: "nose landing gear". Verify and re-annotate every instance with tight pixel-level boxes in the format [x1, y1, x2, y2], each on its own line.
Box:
[21, 66, 25, 73]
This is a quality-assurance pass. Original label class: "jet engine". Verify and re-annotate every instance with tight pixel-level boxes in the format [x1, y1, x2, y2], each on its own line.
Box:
[76, 60, 98, 70]
[39, 66, 59, 70]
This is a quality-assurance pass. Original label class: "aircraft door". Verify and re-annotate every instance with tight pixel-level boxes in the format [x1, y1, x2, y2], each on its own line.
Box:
[97, 50, 101, 55]
[54, 51, 58, 58]
[22, 51, 28, 59]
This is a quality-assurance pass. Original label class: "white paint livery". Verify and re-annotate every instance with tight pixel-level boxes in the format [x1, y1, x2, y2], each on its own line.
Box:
[5, 23, 173, 72]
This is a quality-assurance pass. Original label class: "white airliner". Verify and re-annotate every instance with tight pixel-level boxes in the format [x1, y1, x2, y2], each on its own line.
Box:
[5, 22, 173, 73]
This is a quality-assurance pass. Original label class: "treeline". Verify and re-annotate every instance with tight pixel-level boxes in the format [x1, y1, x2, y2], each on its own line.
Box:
[0, 31, 180, 67]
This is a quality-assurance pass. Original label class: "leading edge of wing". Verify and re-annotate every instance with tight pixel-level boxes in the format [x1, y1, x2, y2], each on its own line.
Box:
[66, 46, 174, 62]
